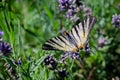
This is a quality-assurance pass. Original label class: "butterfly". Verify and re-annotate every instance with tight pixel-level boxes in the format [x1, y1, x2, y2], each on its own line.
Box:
[42, 16, 96, 53]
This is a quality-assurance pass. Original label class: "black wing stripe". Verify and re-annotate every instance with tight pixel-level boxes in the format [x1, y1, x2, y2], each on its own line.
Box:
[78, 23, 83, 34]
[89, 16, 96, 30]
[75, 25, 81, 42]
[71, 27, 81, 47]
[46, 38, 64, 48]
[65, 33, 73, 45]
[58, 36, 66, 44]
[81, 21, 85, 36]
[59, 35, 73, 48]
[54, 37, 65, 45]
[55, 36, 67, 46]
[59, 36, 69, 45]
[46, 41, 57, 47]
[43, 43, 56, 50]
[88, 16, 93, 29]
[71, 29, 78, 43]
[86, 17, 90, 29]
[61, 34, 67, 40]
[49, 39, 63, 47]
[66, 32, 78, 48]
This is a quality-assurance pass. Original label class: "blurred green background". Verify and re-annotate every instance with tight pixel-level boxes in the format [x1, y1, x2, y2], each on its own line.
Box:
[0, 0, 120, 80]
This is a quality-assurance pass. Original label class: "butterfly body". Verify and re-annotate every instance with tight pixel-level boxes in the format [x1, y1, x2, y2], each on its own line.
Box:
[42, 16, 96, 53]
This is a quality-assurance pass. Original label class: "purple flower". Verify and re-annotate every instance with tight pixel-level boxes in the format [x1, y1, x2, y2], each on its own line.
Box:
[0, 42, 12, 55]
[58, 68, 67, 78]
[60, 52, 69, 62]
[17, 58, 22, 65]
[98, 37, 108, 47]
[58, 0, 67, 4]
[0, 31, 4, 36]
[43, 55, 58, 70]
[70, 52, 80, 60]
[0, 31, 4, 42]
[112, 14, 120, 28]
[58, 0, 82, 10]
[66, 8, 74, 18]
[60, 52, 80, 62]
[82, 6, 92, 16]
[117, 4, 120, 9]
[57, 0, 89, 22]
[4, 62, 17, 79]
[13, 58, 22, 66]
[58, 0, 71, 10]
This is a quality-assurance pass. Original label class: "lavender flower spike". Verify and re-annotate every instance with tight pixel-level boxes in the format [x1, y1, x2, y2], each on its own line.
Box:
[0, 31, 4, 41]
[57, 0, 70, 10]
[43, 55, 58, 70]
[66, 8, 74, 18]
[0, 31, 4, 36]
[112, 14, 120, 28]
[0, 42, 12, 55]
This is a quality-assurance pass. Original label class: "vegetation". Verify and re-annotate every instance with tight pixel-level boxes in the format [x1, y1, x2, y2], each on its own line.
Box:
[0, 0, 120, 80]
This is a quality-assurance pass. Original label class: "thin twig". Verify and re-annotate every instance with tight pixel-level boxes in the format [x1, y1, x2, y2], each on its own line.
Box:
[75, 60, 87, 78]
[87, 66, 96, 80]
